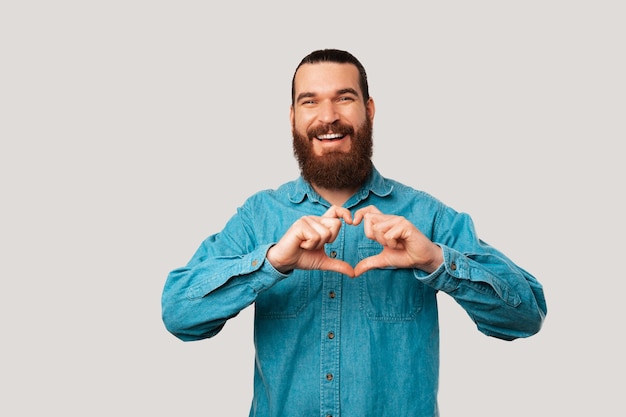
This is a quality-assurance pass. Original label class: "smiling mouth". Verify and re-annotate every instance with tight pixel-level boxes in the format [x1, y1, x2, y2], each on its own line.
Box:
[316, 133, 345, 141]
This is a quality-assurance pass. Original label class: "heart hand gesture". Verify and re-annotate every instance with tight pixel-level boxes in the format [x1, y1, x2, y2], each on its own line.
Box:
[266, 205, 443, 277]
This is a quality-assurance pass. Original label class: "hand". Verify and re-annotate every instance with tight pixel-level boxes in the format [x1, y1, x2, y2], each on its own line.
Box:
[353, 205, 443, 277]
[267, 206, 356, 277]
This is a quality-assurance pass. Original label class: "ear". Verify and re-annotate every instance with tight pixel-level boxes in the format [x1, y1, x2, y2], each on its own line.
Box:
[289, 105, 295, 126]
[366, 97, 375, 121]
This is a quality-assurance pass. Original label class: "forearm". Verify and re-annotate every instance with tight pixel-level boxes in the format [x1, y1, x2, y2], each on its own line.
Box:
[161, 244, 287, 341]
[419, 245, 547, 340]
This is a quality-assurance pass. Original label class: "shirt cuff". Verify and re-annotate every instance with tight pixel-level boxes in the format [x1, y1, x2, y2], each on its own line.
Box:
[414, 245, 465, 293]
[244, 244, 290, 293]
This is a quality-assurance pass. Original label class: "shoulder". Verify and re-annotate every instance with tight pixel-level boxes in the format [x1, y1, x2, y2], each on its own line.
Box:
[241, 178, 299, 207]
[384, 176, 446, 207]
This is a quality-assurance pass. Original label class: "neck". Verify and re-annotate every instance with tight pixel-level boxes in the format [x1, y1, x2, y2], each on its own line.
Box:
[313, 184, 359, 207]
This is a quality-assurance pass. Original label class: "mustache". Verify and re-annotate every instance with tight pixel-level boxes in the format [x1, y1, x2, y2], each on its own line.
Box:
[307, 122, 354, 139]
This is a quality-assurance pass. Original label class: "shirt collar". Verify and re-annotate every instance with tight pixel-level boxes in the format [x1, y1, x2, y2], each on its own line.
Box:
[288, 166, 393, 205]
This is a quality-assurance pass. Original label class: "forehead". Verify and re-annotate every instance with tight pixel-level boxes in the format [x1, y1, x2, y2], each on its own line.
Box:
[294, 62, 361, 96]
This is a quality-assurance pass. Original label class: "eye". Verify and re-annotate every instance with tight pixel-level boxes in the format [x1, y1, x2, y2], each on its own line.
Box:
[338, 96, 355, 103]
[299, 98, 317, 106]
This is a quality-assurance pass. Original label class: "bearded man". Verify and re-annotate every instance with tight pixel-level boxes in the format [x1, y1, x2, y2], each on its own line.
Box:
[162, 49, 547, 417]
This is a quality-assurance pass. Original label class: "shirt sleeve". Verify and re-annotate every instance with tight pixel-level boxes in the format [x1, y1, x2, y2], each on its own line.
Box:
[161, 209, 289, 342]
[417, 210, 547, 341]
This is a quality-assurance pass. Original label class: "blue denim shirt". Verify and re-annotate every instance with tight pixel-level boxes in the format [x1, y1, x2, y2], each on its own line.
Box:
[162, 167, 547, 417]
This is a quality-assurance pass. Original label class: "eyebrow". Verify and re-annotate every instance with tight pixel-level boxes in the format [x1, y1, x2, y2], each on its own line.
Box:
[296, 88, 360, 103]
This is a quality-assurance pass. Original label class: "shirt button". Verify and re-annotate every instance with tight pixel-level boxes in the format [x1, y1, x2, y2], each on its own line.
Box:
[327, 331, 334, 339]
[329, 250, 337, 258]
[251, 260, 258, 267]
[329, 291, 336, 299]
[450, 262, 457, 270]
[326, 373, 333, 381]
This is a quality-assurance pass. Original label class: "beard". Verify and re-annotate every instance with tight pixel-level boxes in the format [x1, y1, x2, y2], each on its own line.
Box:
[292, 118, 373, 190]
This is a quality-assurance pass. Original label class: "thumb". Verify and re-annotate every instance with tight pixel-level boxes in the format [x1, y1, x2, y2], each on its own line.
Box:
[353, 255, 387, 277]
[320, 258, 355, 278]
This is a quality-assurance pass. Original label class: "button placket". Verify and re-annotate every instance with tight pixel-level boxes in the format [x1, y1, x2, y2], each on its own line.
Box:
[320, 241, 343, 417]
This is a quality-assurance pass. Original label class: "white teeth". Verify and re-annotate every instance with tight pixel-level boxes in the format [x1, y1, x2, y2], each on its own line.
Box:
[317, 133, 343, 140]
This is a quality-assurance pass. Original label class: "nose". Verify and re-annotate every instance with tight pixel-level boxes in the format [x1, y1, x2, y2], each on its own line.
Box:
[318, 100, 339, 125]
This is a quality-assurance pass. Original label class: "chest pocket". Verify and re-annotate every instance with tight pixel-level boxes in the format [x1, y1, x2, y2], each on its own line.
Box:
[358, 244, 424, 321]
[255, 271, 310, 319]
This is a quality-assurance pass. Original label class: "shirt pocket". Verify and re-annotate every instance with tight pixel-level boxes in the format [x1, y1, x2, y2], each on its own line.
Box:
[255, 271, 310, 319]
[358, 244, 424, 321]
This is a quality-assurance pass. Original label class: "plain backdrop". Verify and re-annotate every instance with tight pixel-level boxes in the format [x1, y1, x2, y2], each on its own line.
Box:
[1, 1, 624, 416]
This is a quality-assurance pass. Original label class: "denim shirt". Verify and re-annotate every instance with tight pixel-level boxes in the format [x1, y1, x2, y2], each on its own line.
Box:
[162, 167, 547, 417]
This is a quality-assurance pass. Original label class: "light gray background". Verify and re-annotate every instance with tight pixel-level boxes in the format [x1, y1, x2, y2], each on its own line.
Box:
[2, 1, 624, 415]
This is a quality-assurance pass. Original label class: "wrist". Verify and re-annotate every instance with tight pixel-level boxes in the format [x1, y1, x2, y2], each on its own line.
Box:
[423, 244, 444, 274]
[266, 245, 292, 274]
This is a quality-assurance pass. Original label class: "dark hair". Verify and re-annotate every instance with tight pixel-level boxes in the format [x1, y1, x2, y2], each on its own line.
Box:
[291, 49, 370, 105]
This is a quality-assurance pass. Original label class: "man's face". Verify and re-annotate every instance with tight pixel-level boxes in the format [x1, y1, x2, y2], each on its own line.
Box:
[290, 62, 375, 190]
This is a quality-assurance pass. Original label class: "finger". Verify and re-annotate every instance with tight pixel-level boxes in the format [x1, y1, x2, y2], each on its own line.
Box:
[364, 216, 406, 247]
[353, 254, 388, 277]
[376, 221, 409, 249]
[298, 217, 342, 249]
[322, 205, 353, 225]
[320, 258, 355, 278]
[353, 205, 382, 224]
[317, 217, 344, 244]
[361, 212, 391, 242]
